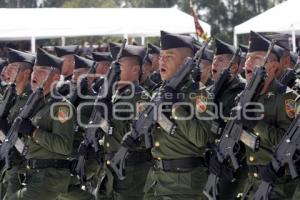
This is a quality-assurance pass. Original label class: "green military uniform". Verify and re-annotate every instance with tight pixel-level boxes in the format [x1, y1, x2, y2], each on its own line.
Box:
[97, 82, 152, 200]
[2, 85, 32, 200]
[209, 38, 247, 199]
[144, 80, 213, 200]
[241, 79, 298, 199]
[0, 49, 36, 200]
[8, 94, 75, 200]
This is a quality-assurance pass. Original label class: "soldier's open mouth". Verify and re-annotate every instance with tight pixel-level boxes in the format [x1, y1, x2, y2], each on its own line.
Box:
[212, 69, 217, 74]
[246, 70, 252, 74]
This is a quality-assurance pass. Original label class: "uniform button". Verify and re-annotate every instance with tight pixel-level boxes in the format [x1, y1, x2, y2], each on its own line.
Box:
[106, 160, 111, 165]
[255, 132, 259, 136]
[253, 173, 258, 178]
[106, 143, 110, 147]
[157, 126, 160, 129]
[157, 157, 161, 160]
[155, 142, 160, 147]
[249, 156, 255, 162]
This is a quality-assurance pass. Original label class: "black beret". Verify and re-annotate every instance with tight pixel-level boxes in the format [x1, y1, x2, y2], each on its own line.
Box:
[239, 44, 249, 53]
[54, 45, 78, 57]
[202, 49, 214, 62]
[7, 48, 35, 66]
[0, 59, 7, 70]
[147, 43, 160, 54]
[92, 52, 113, 62]
[265, 33, 290, 50]
[215, 39, 236, 55]
[249, 31, 285, 61]
[74, 55, 95, 70]
[290, 51, 298, 64]
[35, 48, 63, 70]
[160, 30, 194, 51]
[110, 44, 146, 64]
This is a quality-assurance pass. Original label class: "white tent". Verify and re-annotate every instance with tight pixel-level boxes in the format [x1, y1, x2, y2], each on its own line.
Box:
[0, 8, 211, 52]
[234, 0, 300, 51]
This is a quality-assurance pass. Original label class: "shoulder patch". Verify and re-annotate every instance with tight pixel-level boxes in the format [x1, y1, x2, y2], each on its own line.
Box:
[285, 99, 295, 118]
[195, 95, 207, 113]
[58, 106, 70, 123]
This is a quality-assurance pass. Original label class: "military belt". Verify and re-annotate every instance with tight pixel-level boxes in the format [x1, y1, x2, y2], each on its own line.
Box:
[154, 157, 205, 171]
[26, 159, 71, 170]
[105, 150, 153, 166]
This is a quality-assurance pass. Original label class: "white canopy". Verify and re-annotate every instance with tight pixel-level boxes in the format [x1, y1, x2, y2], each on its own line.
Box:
[234, 0, 300, 51]
[0, 7, 210, 52]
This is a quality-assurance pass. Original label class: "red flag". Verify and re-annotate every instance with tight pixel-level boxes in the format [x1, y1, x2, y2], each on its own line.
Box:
[190, 1, 208, 40]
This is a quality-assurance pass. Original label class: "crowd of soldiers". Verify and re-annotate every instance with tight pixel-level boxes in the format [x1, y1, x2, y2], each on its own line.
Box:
[0, 29, 299, 200]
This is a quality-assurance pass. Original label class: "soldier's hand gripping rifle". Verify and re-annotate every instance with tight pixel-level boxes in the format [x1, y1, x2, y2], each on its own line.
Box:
[279, 68, 297, 88]
[0, 68, 53, 170]
[254, 114, 300, 200]
[203, 40, 276, 200]
[109, 39, 211, 180]
[74, 39, 126, 183]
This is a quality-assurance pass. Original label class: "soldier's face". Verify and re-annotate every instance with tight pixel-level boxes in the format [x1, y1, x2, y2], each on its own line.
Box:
[119, 57, 139, 83]
[159, 48, 188, 81]
[96, 61, 110, 75]
[72, 68, 89, 85]
[62, 55, 75, 76]
[5, 63, 20, 83]
[245, 51, 278, 83]
[31, 66, 60, 94]
[212, 54, 231, 80]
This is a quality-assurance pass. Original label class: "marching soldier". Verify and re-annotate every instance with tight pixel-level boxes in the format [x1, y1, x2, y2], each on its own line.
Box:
[54, 45, 78, 81]
[209, 39, 247, 199]
[142, 31, 213, 200]
[57, 55, 96, 200]
[0, 48, 35, 200]
[97, 44, 152, 200]
[239, 31, 299, 199]
[8, 48, 75, 200]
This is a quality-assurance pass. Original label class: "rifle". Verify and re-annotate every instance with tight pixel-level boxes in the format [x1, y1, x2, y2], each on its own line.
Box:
[109, 40, 211, 180]
[203, 40, 275, 200]
[0, 68, 53, 169]
[254, 114, 300, 200]
[74, 39, 126, 183]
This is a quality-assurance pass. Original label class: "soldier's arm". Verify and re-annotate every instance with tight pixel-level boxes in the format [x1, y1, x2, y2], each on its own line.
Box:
[254, 93, 297, 146]
[33, 104, 75, 155]
[171, 101, 213, 147]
